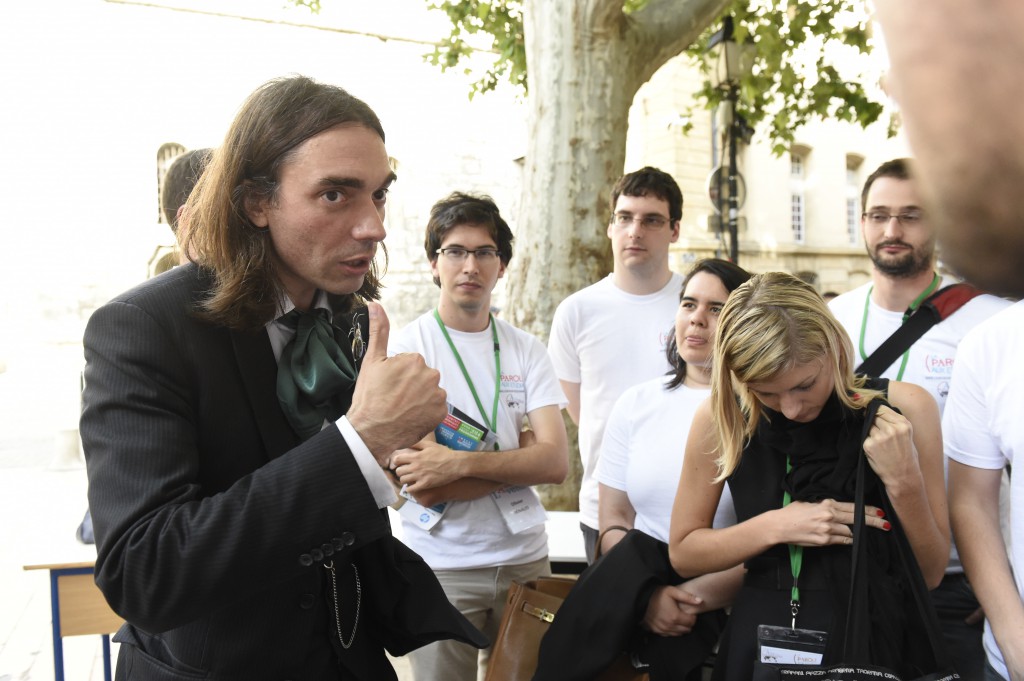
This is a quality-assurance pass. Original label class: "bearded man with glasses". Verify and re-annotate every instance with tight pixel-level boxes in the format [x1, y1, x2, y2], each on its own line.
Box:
[548, 166, 684, 563]
[828, 157, 1011, 678]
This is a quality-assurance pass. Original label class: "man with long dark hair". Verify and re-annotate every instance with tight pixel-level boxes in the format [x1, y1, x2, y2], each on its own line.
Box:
[80, 75, 485, 680]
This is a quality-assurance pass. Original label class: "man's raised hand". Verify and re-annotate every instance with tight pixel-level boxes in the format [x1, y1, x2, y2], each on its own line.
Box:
[347, 303, 447, 465]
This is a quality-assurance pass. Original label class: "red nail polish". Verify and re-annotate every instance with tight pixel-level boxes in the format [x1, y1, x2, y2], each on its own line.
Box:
[876, 509, 885, 518]
[883, 521, 891, 531]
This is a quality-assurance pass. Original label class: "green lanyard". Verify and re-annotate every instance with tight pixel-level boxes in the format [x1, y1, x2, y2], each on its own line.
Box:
[433, 309, 501, 451]
[858, 272, 941, 380]
[782, 457, 804, 628]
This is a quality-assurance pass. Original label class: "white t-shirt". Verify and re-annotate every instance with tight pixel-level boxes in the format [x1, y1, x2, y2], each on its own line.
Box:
[548, 273, 683, 529]
[597, 376, 736, 543]
[830, 277, 1010, 572]
[942, 299, 1024, 680]
[829, 276, 1010, 415]
[390, 312, 567, 570]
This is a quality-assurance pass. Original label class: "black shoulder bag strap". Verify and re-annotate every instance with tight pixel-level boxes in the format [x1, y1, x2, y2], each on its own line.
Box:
[856, 283, 982, 377]
[842, 398, 958, 677]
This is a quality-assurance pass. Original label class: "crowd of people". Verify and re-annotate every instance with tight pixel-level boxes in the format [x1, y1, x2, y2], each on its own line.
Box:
[78, 67, 1022, 681]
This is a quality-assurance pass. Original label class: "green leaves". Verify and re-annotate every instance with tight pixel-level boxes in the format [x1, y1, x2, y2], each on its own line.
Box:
[425, 0, 527, 98]
[687, 0, 888, 154]
[287, 0, 888, 149]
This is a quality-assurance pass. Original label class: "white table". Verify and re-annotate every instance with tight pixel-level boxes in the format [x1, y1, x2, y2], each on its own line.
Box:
[387, 507, 587, 574]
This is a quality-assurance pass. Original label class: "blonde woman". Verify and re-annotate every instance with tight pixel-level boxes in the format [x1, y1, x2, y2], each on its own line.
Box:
[669, 272, 949, 680]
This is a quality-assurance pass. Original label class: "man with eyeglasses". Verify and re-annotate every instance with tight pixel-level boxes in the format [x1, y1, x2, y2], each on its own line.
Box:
[828, 157, 1010, 678]
[388, 192, 569, 681]
[548, 166, 683, 563]
[874, 0, 1024, 301]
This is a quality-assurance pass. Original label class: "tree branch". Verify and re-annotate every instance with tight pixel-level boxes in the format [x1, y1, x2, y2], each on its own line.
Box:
[629, 0, 732, 83]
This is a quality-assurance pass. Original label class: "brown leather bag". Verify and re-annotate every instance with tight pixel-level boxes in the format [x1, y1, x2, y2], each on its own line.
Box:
[484, 576, 648, 681]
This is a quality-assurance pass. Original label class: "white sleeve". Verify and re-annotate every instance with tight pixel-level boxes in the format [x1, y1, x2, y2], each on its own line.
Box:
[595, 391, 633, 491]
[524, 335, 568, 412]
[547, 301, 581, 383]
[387, 321, 419, 357]
[942, 330, 1005, 470]
[334, 417, 398, 508]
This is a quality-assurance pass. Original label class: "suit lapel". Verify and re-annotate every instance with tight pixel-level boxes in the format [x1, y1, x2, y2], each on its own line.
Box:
[231, 327, 300, 459]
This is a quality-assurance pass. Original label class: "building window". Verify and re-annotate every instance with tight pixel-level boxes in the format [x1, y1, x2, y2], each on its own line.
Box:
[156, 142, 187, 224]
[790, 150, 807, 244]
[791, 193, 805, 244]
[846, 197, 859, 244]
[846, 154, 864, 245]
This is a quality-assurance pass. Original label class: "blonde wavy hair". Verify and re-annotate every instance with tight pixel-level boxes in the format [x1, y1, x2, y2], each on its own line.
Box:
[710, 272, 883, 481]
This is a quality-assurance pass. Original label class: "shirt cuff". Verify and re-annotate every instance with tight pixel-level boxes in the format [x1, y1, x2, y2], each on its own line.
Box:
[336, 416, 398, 509]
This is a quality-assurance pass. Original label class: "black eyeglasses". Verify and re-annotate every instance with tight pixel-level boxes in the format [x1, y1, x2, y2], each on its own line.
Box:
[611, 213, 671, 230]
[435, 247, 501, 262]
[862, 210, 923, 226]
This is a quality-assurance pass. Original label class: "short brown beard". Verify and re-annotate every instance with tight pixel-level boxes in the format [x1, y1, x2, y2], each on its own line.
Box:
[869, 240, 935, 279]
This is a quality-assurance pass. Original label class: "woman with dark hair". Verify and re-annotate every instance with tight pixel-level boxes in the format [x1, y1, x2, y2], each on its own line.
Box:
[533, 259, 751, 681]
[597, 257, 751, 557]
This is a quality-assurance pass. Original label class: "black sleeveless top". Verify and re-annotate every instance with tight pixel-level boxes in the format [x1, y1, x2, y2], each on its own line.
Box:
[715, 378, 920, 679]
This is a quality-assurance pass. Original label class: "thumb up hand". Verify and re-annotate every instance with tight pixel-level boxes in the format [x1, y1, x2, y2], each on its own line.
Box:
[347, 303, 447, 465]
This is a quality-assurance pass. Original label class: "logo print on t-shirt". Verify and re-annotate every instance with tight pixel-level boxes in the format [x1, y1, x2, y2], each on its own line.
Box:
[923, 354, 954, 376]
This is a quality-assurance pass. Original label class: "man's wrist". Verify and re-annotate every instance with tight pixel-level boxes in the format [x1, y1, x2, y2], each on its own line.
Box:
[335, 417, 397, 508]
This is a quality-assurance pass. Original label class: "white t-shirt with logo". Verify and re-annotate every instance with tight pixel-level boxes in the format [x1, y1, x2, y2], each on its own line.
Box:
[829, 277, 1009, 414]
[829, 276, 1010, 572]
[597, 376, 736, 543]
[942, 299, 1024, 680]
[548, 273, 683, 529]
[389, 312, 567, 570]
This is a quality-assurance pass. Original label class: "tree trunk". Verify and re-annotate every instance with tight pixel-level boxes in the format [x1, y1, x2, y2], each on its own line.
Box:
[510, 0, 730, 510]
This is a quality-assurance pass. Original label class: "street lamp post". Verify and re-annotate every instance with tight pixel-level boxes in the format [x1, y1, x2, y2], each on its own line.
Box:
[726, 85, 740, 263]
[707, 16, 753, 264]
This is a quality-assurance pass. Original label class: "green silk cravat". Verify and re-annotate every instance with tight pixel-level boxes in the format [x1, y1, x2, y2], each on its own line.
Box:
[276, 307, 357, 441]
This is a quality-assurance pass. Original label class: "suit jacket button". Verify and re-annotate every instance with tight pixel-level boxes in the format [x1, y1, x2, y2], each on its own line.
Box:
[310, 548, 324, 562]
[299, 593, 315, 610]
[298, 553, 313, 567]
[341, 532, 355, 546]
[321, 543, 335, 557]
[332, 537, 345, 551]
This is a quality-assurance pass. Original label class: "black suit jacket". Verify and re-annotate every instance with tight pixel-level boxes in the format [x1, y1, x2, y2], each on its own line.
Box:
[80, 264, 485, 680]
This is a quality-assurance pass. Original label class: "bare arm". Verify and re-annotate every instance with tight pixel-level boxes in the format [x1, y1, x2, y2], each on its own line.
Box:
[394, 404, 568, 495]
[560, 379, 581, 425]
[642, 563, 748, 636]
[670, 401, 891, 577]
[678, 565, 745, 612]
[867, 384, 950, 588]
[387, 435, 502, 507]
[597, 483, 635, 555]
[669, 401, 766, 576]
[950, 462, 1024, 680]
[407, 478, 504, 507]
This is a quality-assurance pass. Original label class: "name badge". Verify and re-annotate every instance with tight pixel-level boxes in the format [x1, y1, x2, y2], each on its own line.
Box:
[398, 485, 449, 532]
[757, 624, 828, 665]
[491, 485, 547, 534]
